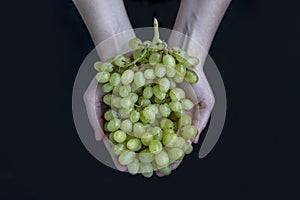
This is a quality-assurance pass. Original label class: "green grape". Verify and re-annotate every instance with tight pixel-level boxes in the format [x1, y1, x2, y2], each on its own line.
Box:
[118, 107, 132, 119]
[173, 136, 186, 148]
[111, 95, 122, 108]
[181, 125, 198, 139]
[153, 85, 166, 100]
[107, 118, 121, 132]
[182, 142, 193, 154]
[174, 110, 186, 118]
[93, 61, 102, 71]
[112, 143, 126, 156]
[175, 63, 186, 77]
[142, 107, 156, 124]
[141, 132, 153, 146]
[162, 133, 178, 147]
[173, 74, 184, 83]
[121, 69, 134, 85]
[133, 122, 145, 138]
[149, 140, 163, 154]
[158, 78, 170, 93]
[178, 114, 192, 127]
[163, 54, 176, 68]
[169, 88, 185, 101]
[163, 128, 175, 136]
[169, 101, 182, 112]
[159, 103, 171, 117]
[103, 94, 112, 106]
[138, 149, 154, 163]
[127, 158, 140, 175]
[158, 165, 172, 176]
[138, 97, 151, 107]
[154, 96, 164, 104]
[160, 118, 174, 130]
[118, 150, 136, 165]
[186, 56, 199, 67]
[109, 73, 121, 86]
[180, 98, 194, 110]
[168, 148, 184, 163]
[126, 138, 142, 151]
[129, 38, 143, 50]
[94, 62, 113, 72]
[144, 69, 156, 80]
[114, 55, 129, 67]
[155, 151, 169, 168]
[134, 71, 145, 87]
[185, 70, 199, 83]
[113, 130, 127, 143]
[150, 104, 159, 114]
[140, 162, 153, 178]
[130, 110, 140, 123]
[120, 97, 133, 109]
[149, 53, 162, 66]
[108, 132, 116, 144]
[119, 85, 131, 98]
[120, 119, 133, 133]
[169, 78, 176, 89]
[155, 64, 166, 78]
[112, 84, 121, 96]
[96, 71, 110, 83]
[166, 66, 176, 78]
[129, 92, 138, 103]
[101, 83, 113, 93]
[151, 126, 163, 141]
[104, 109, 117, 121]
[143, 86, 153, 99]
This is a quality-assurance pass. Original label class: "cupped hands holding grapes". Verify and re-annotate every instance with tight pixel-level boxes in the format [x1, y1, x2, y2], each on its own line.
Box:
[73, 0, 231, 177]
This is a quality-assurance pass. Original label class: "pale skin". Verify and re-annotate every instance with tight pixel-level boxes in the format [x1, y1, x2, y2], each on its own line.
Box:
[73, 0, 231, 175]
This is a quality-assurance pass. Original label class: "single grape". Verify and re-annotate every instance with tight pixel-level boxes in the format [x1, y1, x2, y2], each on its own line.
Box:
[143, 86, 153, 99]
[160, 118, 174, 130]
[163, 54, 176, 68]
[129, 38, 143, 50]
[129, 92, 138, 103]
[173, 74, 184, 83]
[126, 138, 142, 151]
[134, 71, 145, 87]
[96, 71, 110, 83]
[140, 162, 153, 178]
[173, 136, 186, 148]
[158, 77, 170, 93]
[155, 64, 166, 78]
[153, 85, 166, 100]
[155, 151, 169, 167]
[133, 122, 145, 138]
[144, 69, 156, 80]
[138, 149, 154, 163]
[118, 108, 132, 119]
[169, 88, 185, 101]
[120, 119, 133, 133]
[104, 109, 117, 121]
[121, 69, 134, 85]
[163, 133, 178, 147]
[175, 63, 186, 77]
[101, 83, 113, 93]
[185, 70, 199, 83]
[118, 150, 136, 165]
[178, 114, 192, 127]
[182, 142, 193, 154]
[151, 126, 163, 141]
[103, 94, 112, 106]
[180, 98, 194, 110]
[130, 110, 140, 123]
[127, 158, 140, 175]
[181, 125, 198, 140]
[158, 165, 172, 176]
[113, 130, 127, 143]
[107, 118, 121, 132]
[149, 140, 163, 154]
[141, 132, 153, 146]
[111, 96, 122, 108]
[169, 101, 182, 112]
[168, 148, 184, 163]
[159, 103, 171, 117]
[120, 97, 133, 109]
[112, 143, 126, 156]
[149, 53, 162, 66]
[169, 78, 176, 89]
[94, 62, 113, 72]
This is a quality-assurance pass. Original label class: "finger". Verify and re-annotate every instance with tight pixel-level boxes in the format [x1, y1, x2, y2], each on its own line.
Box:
[83, 79, 105, 141]
[103, 136, 127, 172]
[192, 100, 213, 144]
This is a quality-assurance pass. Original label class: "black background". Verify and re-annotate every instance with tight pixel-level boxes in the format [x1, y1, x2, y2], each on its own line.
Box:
[1, 0, 299, 199]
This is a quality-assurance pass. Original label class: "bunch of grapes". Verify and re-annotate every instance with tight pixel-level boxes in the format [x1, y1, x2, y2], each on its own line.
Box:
[94, 18, 200, 177]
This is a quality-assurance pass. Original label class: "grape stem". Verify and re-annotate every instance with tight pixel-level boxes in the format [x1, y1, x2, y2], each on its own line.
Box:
[150, 18, 162, 48]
